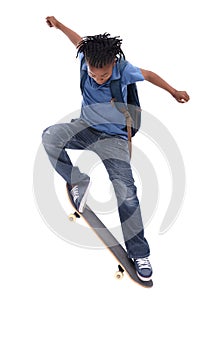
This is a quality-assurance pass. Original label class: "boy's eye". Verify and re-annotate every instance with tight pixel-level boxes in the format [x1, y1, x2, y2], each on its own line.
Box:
[88, 71, 109, 79]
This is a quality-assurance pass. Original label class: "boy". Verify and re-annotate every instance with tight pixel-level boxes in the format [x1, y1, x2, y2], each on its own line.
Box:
[42, 16, 189, 282]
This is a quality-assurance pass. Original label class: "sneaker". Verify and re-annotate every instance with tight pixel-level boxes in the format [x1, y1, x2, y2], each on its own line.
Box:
[134, 257, 153, 281]
[70, 178, 91, 213]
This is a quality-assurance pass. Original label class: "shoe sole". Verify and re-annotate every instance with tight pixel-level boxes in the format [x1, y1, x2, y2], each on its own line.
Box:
[78, 181, 91, 213]
[136, 271, 153, 282]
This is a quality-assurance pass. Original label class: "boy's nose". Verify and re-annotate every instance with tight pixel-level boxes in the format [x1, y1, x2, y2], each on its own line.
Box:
[95, 79, 104, 85]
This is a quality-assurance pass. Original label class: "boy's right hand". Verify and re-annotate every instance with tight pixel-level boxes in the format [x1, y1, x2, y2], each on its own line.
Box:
[46, 16, 60, 29]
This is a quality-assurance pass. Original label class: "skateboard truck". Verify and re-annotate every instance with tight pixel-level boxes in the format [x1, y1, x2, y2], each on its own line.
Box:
[115, 265, 125, 280]
[68, 211, 80, 222]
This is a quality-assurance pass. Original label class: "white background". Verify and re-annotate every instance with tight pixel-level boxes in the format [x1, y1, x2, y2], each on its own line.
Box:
[1, 0, 219, 349]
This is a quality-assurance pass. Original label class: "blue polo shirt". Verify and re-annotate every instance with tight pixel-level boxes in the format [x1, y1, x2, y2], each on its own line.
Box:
[78, 53, 144, 138]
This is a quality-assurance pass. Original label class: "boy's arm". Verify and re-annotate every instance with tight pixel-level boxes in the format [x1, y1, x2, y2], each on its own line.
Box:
[46, 16, 82, 47]
[140, 68, 190, 103]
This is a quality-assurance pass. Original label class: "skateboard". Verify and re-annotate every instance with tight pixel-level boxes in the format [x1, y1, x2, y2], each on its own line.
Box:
[66, 183, 153, 288]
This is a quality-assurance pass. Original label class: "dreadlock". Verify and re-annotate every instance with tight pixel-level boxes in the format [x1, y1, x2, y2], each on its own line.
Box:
[76, 33, 125, 68]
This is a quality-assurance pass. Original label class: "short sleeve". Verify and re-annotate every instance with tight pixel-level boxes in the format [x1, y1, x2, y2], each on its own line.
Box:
[121, 62, 144, 85]
[78, 52, 87, 71]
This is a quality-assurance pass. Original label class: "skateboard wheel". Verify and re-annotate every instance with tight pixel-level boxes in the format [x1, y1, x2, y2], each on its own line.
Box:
[115, 270, 124, 280]
[68, 213, 77, 222]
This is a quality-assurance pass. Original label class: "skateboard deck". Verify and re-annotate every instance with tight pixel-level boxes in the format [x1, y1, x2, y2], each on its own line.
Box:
[66, 184, 153, 288]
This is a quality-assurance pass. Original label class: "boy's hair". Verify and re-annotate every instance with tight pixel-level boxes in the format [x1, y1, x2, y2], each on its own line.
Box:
[76, 33, 125, 68]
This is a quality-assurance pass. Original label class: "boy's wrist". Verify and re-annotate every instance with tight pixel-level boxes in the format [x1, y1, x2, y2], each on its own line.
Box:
[170, 88, 177, 97]
[55, 21, 62, 30]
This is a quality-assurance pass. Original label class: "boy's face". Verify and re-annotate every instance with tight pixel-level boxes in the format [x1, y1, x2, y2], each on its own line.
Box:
[87, 61, 115, 85]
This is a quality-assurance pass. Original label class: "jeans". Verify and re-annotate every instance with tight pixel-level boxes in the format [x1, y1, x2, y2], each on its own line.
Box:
[42, 118, 150, 259]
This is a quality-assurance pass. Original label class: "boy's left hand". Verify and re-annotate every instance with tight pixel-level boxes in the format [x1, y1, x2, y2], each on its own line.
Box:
[173, 90, 190, 103]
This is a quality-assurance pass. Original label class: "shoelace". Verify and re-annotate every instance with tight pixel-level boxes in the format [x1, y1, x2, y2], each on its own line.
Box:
[135, 257, 151, 270]
[72, 186, 79, 201]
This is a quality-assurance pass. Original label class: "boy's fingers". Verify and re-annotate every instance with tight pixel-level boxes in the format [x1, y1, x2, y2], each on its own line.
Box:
[177, 91, 190, 103]
[46, 16, 54, 27]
